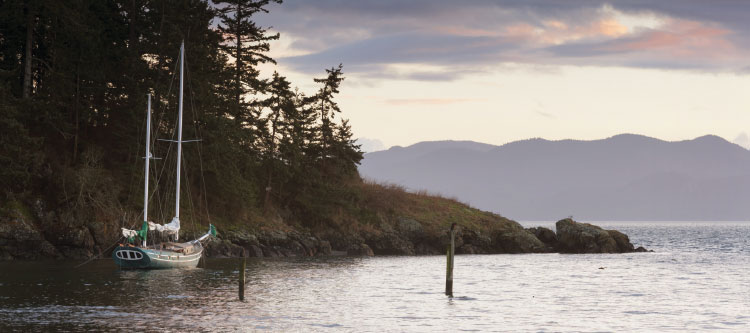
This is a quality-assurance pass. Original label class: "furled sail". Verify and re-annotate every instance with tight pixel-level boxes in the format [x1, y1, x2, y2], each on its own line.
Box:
[121, 218, 179, 240]
[148, 217, 180, 238]
[121, 221, 148, 240]
[121, 228, 138, 239]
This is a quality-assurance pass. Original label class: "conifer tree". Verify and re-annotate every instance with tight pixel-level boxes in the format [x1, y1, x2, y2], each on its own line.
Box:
[307, 64, 345, 162]
[216, 0, 280, 131]
[331, 119, 363, 176]
[0, 0, 367, 232]
[261, 71, 294, 208]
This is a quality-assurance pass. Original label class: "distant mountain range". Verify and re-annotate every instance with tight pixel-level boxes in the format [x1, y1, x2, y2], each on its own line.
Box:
[358, 134, 750, 221]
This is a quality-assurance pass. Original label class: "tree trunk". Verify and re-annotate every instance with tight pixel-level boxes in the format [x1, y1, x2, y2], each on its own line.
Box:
[264, 102, 281, 211]
[22, 3, 34, 99]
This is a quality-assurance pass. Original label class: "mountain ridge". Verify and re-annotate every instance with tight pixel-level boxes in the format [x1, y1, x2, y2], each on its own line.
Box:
[359, 134, 750, 221]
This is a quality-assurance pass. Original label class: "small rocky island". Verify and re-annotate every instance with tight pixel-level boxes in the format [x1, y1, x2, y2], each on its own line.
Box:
[531, 218, 649, 254]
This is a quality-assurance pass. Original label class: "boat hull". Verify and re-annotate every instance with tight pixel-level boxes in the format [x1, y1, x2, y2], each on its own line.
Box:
[113, 243, 203, 269]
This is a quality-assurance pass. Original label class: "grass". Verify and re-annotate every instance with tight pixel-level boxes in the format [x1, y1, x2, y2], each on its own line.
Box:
[2, 173, 523, 254]
[352, 180, 521, 236]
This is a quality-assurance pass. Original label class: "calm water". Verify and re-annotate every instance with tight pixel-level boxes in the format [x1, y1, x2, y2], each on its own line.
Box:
[1, 222, 748, 332]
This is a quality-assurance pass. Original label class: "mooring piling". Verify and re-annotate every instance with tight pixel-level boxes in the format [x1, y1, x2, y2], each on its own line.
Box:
[446, 223, 456, 297]
[239, 253, 246, 301]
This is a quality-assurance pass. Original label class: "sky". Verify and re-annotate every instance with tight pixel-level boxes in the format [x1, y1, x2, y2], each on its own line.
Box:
[252, 0, 750, 152]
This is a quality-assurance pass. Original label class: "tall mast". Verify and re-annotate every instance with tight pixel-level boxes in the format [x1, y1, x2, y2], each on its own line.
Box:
[143, 94, 152, 247]
[174, 41, 185, 240]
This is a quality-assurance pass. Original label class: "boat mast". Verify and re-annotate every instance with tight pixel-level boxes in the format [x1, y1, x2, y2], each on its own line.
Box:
[174, 41, 185, 241]
[144, 93, 152, 247]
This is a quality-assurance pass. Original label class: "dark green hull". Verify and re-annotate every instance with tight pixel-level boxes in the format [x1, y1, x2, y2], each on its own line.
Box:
[112, 243, 203, 269]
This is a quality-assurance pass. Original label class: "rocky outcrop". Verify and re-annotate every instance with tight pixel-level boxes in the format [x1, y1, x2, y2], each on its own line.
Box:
[0, 202, 60, 260]
[189, 218, 651, 257]
[206, 229, 334, 258]
[365, 231, 416, 255]
[457, 229, 491, 254]
[493, 228, 547, 253]
[1, 198, 648, 259]
[525, 227, 558, 252]
[347, 243, 374, 256]
[555, 218, 644, 253]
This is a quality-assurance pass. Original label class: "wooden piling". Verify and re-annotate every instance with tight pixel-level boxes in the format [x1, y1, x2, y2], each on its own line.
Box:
[239, 253, 246, 301]
[446, 223, 456, 296]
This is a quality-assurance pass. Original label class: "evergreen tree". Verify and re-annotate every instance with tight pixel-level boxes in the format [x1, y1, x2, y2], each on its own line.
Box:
[307, 64, 344, 163]
[331, 119, 363, 176]
[0, 0, 366, 234]
[216, 0, 280, 139]
[260, 71, 293, 209]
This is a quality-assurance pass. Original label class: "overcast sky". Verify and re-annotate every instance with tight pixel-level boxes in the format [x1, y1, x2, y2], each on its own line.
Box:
[252, 0, 750, 151]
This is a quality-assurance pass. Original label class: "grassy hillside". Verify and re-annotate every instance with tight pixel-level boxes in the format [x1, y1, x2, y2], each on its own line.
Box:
[1, 175, 533, 259]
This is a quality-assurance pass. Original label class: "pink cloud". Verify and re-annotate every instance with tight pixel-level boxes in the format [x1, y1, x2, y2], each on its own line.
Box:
[607, 19, 735, 59]
[504, 18, 630, 46]
[581, 19, 628, 38]
[503, 23, 539, 42]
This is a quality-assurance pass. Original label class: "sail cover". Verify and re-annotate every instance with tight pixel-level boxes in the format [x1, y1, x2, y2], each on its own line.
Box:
[121, 228, 138, 239]
[121, 218, 180, 240]
[148, 216, 180, 239]
[121, 221, 147, 239]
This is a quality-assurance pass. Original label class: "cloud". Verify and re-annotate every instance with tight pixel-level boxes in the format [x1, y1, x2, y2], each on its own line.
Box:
[356, 137, 386, 153]
[733, 132, 750, 150]
[604, 20, 733, 57]
[256, 0, 750, 79]
[547, 18, 743, 71]
[280, 32, 516, 74]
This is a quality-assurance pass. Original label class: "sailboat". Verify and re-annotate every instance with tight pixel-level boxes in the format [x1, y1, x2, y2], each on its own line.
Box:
[113, 42, 215, 269]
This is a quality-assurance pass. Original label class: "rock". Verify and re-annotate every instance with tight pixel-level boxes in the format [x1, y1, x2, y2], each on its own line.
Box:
[0, 201, 60, 259]
[493, 229, 546, 253]
[347, 243, 374, 256]
[457, 243, 480, 254]
[607, 229, 635, 253]
[397, 217, 425, 240]
[286, 241, 307, 256]
[262, 230, 289, 246]
[52, 226, 96, 249]
[316, 240, 332, 256]
[365, 232, 414, 255]
[526, 227, 558, 251]
[556, 218, 642, 253]
[227, 231, 259, 247]
[414, 241, 440, 255]
[262, 245, 281, 257]
[297, 237, 317, 256]
[205, 239, 246, 257]
[461, 229, 492, 251]
[247, 245, 264, 257]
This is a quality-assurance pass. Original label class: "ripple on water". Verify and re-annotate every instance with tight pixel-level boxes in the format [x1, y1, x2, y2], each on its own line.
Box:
[0, 222, 749, 332]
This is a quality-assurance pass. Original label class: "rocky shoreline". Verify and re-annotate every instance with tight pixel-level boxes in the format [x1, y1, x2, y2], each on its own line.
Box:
[205, 218, 650, 258]
[0, 196, 649, 260]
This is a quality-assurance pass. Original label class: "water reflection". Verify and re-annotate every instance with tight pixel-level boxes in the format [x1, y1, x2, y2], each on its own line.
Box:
[1, 222, 749, 331]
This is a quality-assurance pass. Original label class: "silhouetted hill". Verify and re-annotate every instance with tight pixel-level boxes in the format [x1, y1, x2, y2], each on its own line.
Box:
[359, 134, 750, 221]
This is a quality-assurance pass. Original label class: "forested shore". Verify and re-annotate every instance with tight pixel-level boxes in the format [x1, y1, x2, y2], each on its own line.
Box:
[0, 1, 646, 259]
[0, 0, 370, 257]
